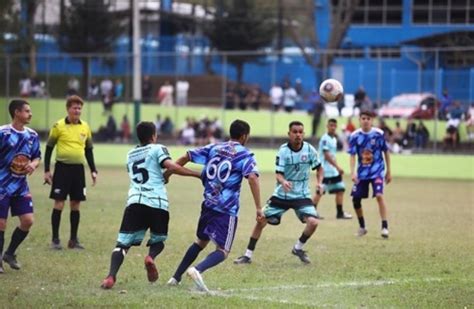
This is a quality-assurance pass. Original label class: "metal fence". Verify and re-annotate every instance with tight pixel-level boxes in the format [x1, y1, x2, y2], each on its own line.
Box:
[1, 46, 473, 151]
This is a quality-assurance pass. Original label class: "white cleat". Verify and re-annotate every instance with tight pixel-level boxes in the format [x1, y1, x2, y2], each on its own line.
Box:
[357, 227, 368, 237]
[166, 277, 180, 286]
[381, 228, 389, 239]
[187, 267, 210, 293]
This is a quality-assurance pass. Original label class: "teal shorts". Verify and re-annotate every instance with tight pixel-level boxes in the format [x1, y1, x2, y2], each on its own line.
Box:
[263, 196, 318, 225]
[320, 176, 345, 194]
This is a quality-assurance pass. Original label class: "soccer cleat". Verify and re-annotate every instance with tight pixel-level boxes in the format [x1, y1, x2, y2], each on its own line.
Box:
[3, 253, 21, 270]
[337, 212, 353, 219]
[166, 277, 180, 286]
[51, 239, 63, 250]
[100, 276, 116, 289]
[233, 255, 252, 264]
[357, 228, 368, 237]
[381, 228, 389, 239]
[291, 247, 311, 264]
[68, 239, 85, 249]
[144, 255, 159, 283]
[187, 267, 210, 293]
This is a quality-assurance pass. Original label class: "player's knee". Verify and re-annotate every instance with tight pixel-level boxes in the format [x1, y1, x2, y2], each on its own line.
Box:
[218, 248, 229, 258]
[306, 216, 319, 228]
[20, 216, 34, 229]
[375, 195, 384, 202]
[352, 197, 362, 209]
[256, 219, 267, 229]
[0, 219, 7, 231]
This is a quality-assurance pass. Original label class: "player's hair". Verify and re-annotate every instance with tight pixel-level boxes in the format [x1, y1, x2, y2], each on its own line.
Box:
[289, 121, 304, 129]
[8, 99, 29, 119]
[359, 110, 375, 118]
[328, 118, 337, 124]
[66, 95, 84, 108]
[230, 119, 250, 139]
[136, 121, 156, 145]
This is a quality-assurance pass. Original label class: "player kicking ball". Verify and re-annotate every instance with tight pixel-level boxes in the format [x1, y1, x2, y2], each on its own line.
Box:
[312, 118, 352, 219]
[234, 121, 323, 265]
[101, 122, 200, 289]
[348, 110, 391, 238]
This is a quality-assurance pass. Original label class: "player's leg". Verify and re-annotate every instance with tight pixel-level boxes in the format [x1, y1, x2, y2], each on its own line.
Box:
[352, 180, 369, 236]
[144, 208, 169, 283]
[292, 205, 319, 264]
[335, 190, 352, 219]
[68, 200, 84, 249]
[68, 165, 86, 249]
[372, 178, 388, 238]
[312, 187, 325, 219]
[51, 199, 65, 249]
[0, 218, 6, 274]
[49, 162, 71, 249]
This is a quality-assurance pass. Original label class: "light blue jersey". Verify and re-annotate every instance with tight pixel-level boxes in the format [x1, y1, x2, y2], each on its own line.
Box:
[126, 144, 171, 210]
[319, 133, 339, 178]
[273, 142, 321, 200]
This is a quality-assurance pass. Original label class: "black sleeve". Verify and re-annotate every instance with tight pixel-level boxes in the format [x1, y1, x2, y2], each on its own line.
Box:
[85, 147, 97, 173]
[44, 145, 54, 172]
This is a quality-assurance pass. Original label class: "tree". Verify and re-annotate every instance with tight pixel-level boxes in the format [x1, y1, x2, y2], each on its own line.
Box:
[57, 0, 124, 96]
[205, 0, 276, 83]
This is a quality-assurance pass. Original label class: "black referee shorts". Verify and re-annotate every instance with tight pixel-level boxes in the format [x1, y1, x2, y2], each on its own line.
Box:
[49, 162, 86, 201]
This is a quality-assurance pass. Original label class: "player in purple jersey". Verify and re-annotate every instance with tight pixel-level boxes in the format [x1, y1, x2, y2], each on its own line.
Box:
[166, 119, 262, 292]
[0, 100, 41, 273]
[348, 110, 391, 238]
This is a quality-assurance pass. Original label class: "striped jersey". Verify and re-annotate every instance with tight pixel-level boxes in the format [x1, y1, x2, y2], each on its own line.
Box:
[0, 125, 41, 196]
[188, 141, 258, 217]
[348, 128, 388, 180]
[319, 133, 339, 178]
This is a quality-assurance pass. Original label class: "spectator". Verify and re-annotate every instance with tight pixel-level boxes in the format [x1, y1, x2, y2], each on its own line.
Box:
[176, 80, 190, 106]
[378, 119, 393, 143]
[161, 116, 174, 136]
[100, 78, 114, 113]
[180, 120, 195, 145]
[392, 121, 405, 146]
[88, 79, 100, 100]
[142, 75, 153, 103]
[237, 84, 248, 110]
[439, 89, 453, 120]
[309, 90, 324, 137]
[154, 114, 162, 135]
[466, 103, 474, 141]
[404, 119, 417, 148]
[282, 82, 297, 113]
[354, 86, 372, 112]
[415, 121, 429, 149]
[19, 76, 31, 97]
[225, 83, 236, 110]
[249, 86, 262, 111]
[67, 77, 80, 97]
[341, 117, 357, 150]
[106, 115, 117, 141]
[114, 79, 124, 102]
[270, 83, 283, 111]
[157, 81, 174, 106]
[120, 115, 131, 143]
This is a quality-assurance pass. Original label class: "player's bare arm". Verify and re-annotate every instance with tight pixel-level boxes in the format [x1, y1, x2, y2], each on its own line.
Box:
[25, 157, 41, 175]
[162, 159, 200, 179]
[350, 154, 358, 183]
[315, 165, 324, 192]
[247, 173, 263, 222]
[163, 153, 190, 181]
[384, 150, 392, 184]
[324, 150, 343, 175]
[276, 172, 292, 192]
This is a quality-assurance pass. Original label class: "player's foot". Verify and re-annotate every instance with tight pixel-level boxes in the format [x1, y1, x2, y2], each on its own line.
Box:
[2, 253, 21, 270]
[144, 255, 159, 283]
[381, 228, 389, 239]
[101, 275, 116, 289]
[166, 277, 180, 286]
[337, 212, 353, 219]
[357, 227, 368, 237]
[187, 267, 210, 293]
[233, 255, 252, 264]
[68, 239, 85, 249]
[291, 247, 311, 264]
[51, 239, 63, 250]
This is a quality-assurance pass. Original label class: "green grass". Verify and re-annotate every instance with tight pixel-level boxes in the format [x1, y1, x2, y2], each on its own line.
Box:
[0, 97, 467, 141]
[0, 167, 473, 307]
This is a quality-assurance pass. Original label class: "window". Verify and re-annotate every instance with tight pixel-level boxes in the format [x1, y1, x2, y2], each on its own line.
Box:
[332, 0, 402, 25]
[413, 0, 473, 24]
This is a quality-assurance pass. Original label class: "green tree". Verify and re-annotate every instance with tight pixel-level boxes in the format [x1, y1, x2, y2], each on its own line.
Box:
[57, 0, 124, 96]
[205, 0, 276, 83]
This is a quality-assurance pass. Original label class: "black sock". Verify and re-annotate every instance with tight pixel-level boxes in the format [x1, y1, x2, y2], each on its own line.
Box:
[336, 204, 343, 216]
[70, 210, 80, 240]
[382, 220, 388, 229]
[299, 233, 310, 244]
[173, 243, 203, 282]
[108, 247, 128, 278]
[313, 203, 318, 210]
[358, 216, 365, 229]
[148, 242, 164, 259]
[247, 237, 258, 251]
[5, 227, 29, 256]
[51, 209, 62, 241]
[0, 231, 4, 256]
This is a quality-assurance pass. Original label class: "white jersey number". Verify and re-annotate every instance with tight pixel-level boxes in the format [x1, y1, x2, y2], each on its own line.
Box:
[206, 157, 232, 183]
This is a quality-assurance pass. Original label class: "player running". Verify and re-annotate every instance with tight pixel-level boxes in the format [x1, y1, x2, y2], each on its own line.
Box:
[234, 121, 323, 265]
[101, 121, 200, 289]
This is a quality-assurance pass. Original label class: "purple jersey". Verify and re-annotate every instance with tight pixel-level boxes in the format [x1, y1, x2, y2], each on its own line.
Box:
[188, 141, 258, 216]
[348, 128, 388, 180]
[0, 125, 41, 196]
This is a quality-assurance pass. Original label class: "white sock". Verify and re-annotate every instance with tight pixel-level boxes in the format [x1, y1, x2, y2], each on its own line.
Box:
[294, 240, 305, 250]
[245, 249, 253, 258]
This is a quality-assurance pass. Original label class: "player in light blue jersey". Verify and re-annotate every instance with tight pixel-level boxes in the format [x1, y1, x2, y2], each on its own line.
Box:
[0, 100, 41, 273]
[167, 120, 262, 292]
[312, 119, 352, 219]
[101, 122, 200, 289]
[234, 121, 323, 265]
[348, 110, 392, 239]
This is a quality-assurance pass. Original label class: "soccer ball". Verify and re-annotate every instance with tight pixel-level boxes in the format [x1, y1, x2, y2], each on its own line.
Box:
[319, 79, 344, 102]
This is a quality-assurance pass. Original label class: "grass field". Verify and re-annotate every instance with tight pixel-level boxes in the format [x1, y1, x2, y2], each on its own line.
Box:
[0, 146, 473, 307]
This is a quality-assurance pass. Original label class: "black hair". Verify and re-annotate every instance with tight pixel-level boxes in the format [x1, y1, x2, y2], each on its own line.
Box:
[8, 99, 29, 119]
[229, 119, 250, 139]
[359, 110, 375, 118]
[328, 118, 337, 124]
[289, 121, 304, 130]
[136, 121, 156, 145]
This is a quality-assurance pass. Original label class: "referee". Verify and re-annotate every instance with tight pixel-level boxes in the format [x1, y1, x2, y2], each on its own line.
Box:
[44, 95, 98, 250]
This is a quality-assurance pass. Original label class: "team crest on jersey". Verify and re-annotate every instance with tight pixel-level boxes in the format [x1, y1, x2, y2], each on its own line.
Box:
[371, 139, 376, 145]
[301, 155, 308, 162]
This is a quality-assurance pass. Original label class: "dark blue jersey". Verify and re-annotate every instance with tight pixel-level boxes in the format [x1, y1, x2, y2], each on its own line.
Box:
[0, 125, 41, 196]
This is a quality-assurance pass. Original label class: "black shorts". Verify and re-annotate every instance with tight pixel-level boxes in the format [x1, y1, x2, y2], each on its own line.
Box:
[117, 204, 169, 247]
[50, 162, 86, 201]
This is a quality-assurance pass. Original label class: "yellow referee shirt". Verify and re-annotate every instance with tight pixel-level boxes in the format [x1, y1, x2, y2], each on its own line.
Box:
[47, 117, 93, 164]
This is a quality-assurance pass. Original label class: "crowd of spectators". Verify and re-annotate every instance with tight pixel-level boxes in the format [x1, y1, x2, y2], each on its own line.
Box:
[19, 76, 47, 98]
[178, 116, 223, 146]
